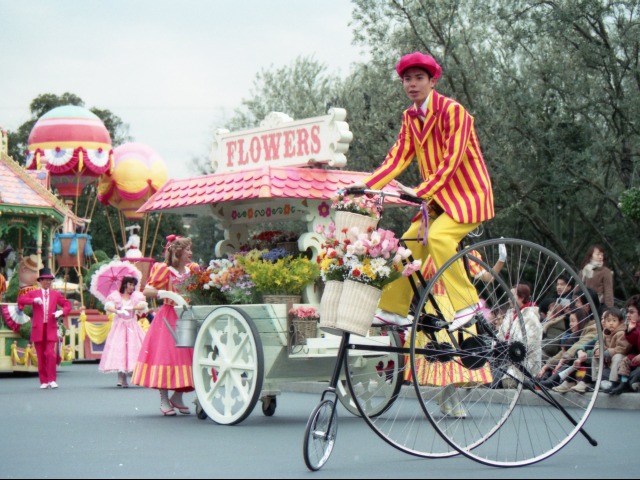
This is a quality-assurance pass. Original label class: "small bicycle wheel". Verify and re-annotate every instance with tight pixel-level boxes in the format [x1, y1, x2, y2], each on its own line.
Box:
[413, 238, 603, 467]
[303, 400, 338, 471]
[344, 325, 459, 459]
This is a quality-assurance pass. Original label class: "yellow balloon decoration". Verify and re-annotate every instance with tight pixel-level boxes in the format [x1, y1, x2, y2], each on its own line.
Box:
[97, 143, 168, 219]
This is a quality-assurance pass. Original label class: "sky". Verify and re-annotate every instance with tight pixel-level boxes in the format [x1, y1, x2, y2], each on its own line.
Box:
[0, 0, 364, 180]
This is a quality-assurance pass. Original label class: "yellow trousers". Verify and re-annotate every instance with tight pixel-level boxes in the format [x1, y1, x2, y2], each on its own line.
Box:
[378, 212, 480, 317]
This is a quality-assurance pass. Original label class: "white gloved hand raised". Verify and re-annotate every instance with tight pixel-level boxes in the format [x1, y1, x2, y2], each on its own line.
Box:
[498, 238, 507, 263]
[33, 298, 43, 305]
[54, 310, 64, 319]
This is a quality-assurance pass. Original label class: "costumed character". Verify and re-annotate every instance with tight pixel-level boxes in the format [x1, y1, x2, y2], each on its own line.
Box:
[119, 225, 143, 258]
[350, 52, 494, 333]
[17, 268, 72, 389]
[131, 235, 196, 416]
[99, 276, 148, 387]
[18, 255, 43, 297]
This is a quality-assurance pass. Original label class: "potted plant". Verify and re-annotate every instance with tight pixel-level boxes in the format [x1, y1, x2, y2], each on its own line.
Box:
[331, 193, 383, 240]
[240, 250, 320, 304]
[315, 222, 349, 334]
[289, 306, 320, 346]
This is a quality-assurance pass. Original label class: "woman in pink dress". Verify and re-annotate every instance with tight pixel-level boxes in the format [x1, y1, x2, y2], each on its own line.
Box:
[99, 276, 147, 387]
[132, 236, 197, 416]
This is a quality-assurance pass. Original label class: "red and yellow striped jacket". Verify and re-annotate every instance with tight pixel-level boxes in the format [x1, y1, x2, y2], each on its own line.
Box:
[364, 90, 494, 224]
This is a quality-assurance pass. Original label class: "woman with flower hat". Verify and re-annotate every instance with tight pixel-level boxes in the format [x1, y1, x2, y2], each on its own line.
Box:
[131, 236, 198, 416]
[350, 52, 494, 332]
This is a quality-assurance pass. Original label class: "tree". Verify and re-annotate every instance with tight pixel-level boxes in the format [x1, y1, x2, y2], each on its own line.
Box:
[225, 55, 345, 131]
[348, 0, 640, 297]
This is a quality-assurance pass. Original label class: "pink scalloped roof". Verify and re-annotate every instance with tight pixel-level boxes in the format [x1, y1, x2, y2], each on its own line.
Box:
[138, 167, 406, 214]
[0, 157, 57, 209]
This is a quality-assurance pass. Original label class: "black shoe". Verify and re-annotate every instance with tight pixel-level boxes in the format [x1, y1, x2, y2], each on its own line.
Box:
[540, 374, 561, 389]
[609, 382, 629, 396]
[601, 381, 619, 394]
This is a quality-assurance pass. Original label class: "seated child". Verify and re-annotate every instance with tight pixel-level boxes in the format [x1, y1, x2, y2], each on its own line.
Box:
[589, 307, 629, 393]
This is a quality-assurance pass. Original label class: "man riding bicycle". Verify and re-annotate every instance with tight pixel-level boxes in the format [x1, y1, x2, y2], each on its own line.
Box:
[350, 51, 495, 332]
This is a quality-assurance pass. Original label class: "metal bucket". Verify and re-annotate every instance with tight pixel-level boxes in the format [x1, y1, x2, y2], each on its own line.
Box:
[164, 309, 198, 348]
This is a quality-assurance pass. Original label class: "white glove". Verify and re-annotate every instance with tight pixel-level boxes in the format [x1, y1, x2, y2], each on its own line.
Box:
[117, 309, 129, 316]
[498, 239, 507, 263]
[54, 310, 64, 319]
[33, 298, 43, 305]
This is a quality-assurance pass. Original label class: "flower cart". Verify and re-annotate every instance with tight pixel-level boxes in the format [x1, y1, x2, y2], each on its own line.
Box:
[139, 109, 412, 425]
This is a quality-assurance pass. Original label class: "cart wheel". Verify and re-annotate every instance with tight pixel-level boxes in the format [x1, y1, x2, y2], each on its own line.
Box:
[261, 396, 277, 417]
[413, 238, 603, 467]
[193, 306, 264, 425]
[338, 329, 402, 418]
[303, 400, 338, 471]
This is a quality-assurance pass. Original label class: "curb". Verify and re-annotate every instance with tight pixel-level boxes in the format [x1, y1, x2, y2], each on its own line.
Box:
[279, 381, 640, 411]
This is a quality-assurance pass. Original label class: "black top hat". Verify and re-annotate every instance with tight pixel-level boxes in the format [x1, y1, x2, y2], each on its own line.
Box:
[37, 268, 55, 281]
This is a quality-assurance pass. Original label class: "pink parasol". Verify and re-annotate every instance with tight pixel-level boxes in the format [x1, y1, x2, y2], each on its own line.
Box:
[90, 260, 142, 303]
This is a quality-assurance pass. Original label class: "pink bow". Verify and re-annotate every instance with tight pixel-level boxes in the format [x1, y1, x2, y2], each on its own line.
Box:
[407, 107, 426, 119]
[163, 235, 182, 256]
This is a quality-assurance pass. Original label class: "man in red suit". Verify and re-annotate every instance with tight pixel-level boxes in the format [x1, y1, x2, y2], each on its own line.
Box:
[18, 268, 72, 389]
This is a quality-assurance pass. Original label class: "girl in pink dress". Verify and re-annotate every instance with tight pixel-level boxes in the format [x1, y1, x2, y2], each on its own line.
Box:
[99, 276, 147, 387]
[132, 236, 196, 416]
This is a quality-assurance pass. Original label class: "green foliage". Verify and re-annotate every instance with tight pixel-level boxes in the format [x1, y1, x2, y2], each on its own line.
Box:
[19, 323, 31, 341]
[620, 188, 640, 223]
[4, 271, 20, 303]
[241, 254, 320, 296]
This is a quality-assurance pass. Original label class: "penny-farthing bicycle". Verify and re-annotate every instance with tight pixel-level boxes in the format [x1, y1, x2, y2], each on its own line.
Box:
[303, 189, 603, 470]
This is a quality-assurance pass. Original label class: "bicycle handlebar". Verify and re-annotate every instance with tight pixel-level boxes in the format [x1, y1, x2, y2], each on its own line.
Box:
[340, 187, 424, 206]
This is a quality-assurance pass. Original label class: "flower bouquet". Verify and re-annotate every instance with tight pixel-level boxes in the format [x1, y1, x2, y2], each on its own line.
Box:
[174, 263, 227, 306]
[207, 255, 261, 305]
[332, 193, 383, 240]
[176, 256, 259, 306]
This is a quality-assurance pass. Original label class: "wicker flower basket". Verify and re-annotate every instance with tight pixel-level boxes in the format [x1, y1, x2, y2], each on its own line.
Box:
[334, 211, 379, 240]
[335, 280, 382, 337]
[319, 280, 344, 336]
[290, 318, 318, 346]
[262, 294, 302, 305]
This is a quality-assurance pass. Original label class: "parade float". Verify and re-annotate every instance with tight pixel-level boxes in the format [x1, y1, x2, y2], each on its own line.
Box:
[25, 105, 112, 299]
[0, 129, 79, 372]
[137, 109, 412, 424]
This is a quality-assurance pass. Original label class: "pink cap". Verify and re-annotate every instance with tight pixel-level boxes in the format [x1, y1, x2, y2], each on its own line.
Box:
[396, 52, 442, 80]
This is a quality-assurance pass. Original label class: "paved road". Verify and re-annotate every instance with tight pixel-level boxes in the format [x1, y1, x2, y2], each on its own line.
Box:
[1, 364, 638, 479]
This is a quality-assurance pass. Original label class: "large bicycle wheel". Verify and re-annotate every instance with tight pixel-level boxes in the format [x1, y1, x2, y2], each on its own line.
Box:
[413, 238, 603, 467]
[303, 400, 338, 471]
[344, 325, 459, 459]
